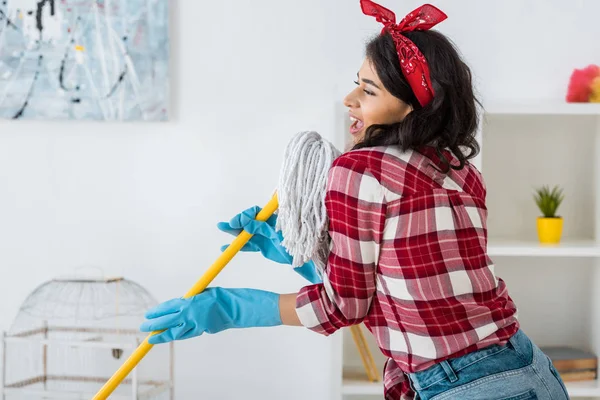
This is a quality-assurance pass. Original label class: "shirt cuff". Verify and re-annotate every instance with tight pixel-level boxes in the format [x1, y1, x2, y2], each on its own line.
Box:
[295, 284, 335, 336]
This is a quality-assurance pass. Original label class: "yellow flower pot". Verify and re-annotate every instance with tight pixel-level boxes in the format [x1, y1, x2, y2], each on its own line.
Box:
[537, 217, 563, 244]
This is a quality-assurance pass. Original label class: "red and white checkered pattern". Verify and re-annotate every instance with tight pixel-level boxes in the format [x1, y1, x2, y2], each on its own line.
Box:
[296, 146, 519, 399]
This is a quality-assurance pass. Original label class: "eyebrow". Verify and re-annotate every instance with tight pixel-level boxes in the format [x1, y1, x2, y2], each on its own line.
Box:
[357, 73, 382, 90]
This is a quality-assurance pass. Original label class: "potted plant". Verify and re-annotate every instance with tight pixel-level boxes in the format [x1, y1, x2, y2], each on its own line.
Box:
[534, 185, 564, 244]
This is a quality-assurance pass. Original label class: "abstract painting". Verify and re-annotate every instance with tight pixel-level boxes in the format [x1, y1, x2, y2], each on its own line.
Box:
[0, 0, 169, 121]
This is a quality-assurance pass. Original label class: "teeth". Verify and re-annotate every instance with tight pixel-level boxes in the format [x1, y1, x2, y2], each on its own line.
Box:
[350, 117, 358, 122]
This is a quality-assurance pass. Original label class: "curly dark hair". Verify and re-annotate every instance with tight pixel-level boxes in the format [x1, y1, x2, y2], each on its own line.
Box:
[352, 30, 481, 171]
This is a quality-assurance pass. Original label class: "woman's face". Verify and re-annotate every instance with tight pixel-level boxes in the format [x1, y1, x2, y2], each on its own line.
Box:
[343, 58, 412, 145]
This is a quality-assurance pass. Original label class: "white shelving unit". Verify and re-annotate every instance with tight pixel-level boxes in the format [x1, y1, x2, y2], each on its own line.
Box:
[331, 102, 600, 399]
[483, 102, 600, 116]
[488, 240, 600, 258]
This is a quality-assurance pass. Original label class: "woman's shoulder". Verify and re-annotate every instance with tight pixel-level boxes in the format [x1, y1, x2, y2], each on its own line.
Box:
[333, 145, 405, 171]
[334, 145, 422, 179]
[330, 146, 412, 195]
[334, 145, 485, 198]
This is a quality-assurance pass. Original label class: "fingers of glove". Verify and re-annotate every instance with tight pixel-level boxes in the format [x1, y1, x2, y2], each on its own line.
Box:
[148, 330, 173, 345]
[218, 205, 262, 233]
[221, 242, 260, 253]
[227, 206, 261, 230]
[179, 325, 205, 340]
[140, 311, 185, 333]
[224, 206, 278, 232]
[241, 220, 281, 239]
[148, 324, 196, 345]
[216, 221, 242, 236]
[240, 211, 280, 233]
[144, 298, 186, 319]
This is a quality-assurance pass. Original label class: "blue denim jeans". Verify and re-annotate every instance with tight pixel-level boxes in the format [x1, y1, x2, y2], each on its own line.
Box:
[407, 329, 570, 399]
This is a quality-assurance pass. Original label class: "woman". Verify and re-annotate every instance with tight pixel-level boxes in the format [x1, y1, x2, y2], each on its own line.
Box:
[140, 2, 570, 399]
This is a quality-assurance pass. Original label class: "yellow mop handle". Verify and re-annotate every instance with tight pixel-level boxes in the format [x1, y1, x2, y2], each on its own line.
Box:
[93, 194, 279, 400]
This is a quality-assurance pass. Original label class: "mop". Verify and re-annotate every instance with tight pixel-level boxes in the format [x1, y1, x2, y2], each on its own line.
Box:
[93, 131, 379, 400]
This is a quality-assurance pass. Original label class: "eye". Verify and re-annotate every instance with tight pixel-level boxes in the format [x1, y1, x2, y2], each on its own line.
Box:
[354, 81, 375, 96]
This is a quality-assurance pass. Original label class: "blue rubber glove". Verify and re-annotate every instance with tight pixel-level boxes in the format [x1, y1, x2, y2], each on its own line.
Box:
[217, 206, 322, 284]
[140, 287, 281, 344]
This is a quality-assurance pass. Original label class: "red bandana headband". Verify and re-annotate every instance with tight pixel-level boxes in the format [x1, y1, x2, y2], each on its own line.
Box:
[360, 0, 447, 107]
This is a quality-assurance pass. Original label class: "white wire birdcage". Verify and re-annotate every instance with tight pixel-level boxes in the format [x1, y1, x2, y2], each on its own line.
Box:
[1, 271, 173, 400]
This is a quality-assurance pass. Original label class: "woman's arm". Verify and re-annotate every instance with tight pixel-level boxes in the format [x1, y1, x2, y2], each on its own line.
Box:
[293, 155, 383, 336]
[279, 293, 302, 326]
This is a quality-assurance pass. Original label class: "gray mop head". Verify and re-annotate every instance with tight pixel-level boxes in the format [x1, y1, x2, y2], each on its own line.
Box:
[276, 131, 342, 272]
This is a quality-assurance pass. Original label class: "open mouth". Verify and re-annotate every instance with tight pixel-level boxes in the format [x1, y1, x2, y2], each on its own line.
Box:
[349, 116, 364, 135]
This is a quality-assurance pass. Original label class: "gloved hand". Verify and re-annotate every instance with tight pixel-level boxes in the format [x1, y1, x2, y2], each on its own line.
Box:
[217, 206, 322, 284]
[140, 287, 282, 344]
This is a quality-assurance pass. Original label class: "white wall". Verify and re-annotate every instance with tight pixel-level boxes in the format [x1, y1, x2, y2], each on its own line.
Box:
[0, 0, 598, 399]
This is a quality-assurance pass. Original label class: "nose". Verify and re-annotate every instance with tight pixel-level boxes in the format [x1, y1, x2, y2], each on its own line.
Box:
[343, 87, 359, 109]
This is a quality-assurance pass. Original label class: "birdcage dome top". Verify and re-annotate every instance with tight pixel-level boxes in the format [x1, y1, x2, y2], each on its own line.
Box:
[8, 272, 158, 337]
[3, 272, 172, 398]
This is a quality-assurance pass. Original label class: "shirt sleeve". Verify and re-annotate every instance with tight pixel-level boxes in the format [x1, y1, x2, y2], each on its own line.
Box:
[295, 153, 386, 335]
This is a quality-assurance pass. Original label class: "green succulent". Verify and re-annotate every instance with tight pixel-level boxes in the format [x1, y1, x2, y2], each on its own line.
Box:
[534, 185, 564, 218]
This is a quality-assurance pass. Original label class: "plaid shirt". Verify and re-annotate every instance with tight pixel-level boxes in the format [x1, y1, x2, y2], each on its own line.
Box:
[295, 145, 519, 399]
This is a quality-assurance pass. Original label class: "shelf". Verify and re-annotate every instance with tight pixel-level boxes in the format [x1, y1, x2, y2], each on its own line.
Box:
[342, 369, 382, 396]
[341, 378, 600, 397]
[487, 240, 600, 257]
[342, 379, 382, 396]
[565, 380, 600, 397]
[483, 102, 600, 115]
